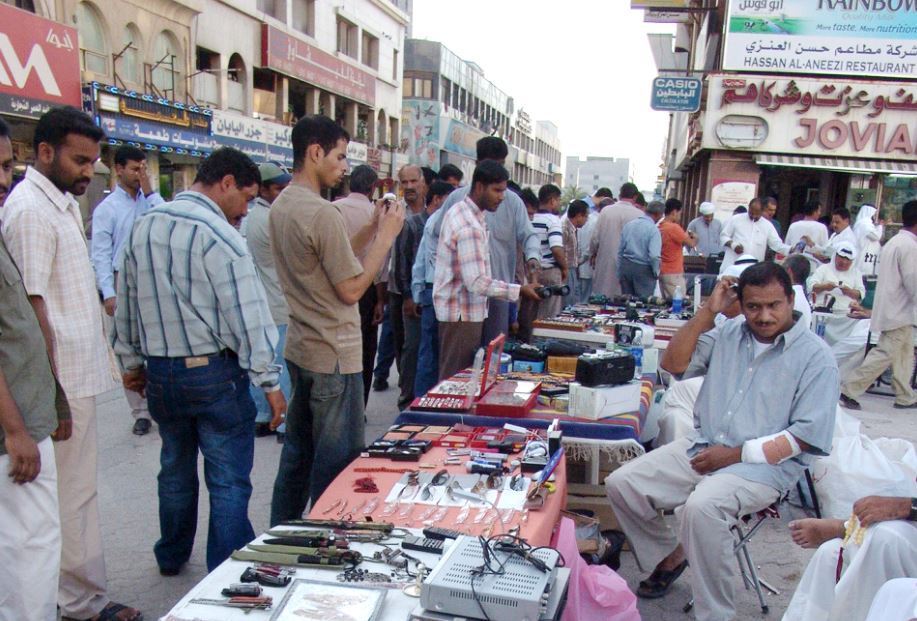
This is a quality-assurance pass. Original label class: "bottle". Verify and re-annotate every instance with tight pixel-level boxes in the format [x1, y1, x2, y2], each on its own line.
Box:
[672, 286, 683, 314]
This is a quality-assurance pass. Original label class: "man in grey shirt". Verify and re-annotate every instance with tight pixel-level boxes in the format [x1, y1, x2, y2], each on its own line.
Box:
[606, 262, 837, 621]
[246, 163, 292, 435]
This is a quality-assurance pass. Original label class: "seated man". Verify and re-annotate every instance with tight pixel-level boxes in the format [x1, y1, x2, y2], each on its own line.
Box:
[807, 241, 864, 316]
[784, 495, 917, 621]
[605, 262, 838, 621]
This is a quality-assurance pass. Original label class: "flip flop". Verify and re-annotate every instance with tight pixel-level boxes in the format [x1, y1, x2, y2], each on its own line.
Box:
[637, 559, 688, 599]
[86, 602, 143, 621]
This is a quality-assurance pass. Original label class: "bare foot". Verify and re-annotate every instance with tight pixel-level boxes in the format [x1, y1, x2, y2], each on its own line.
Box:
[789, 518, 845, 549]
[656, 544, 686, 571]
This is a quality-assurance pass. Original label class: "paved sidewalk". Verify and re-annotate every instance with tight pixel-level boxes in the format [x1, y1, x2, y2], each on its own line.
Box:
[93, 375, 915, 620]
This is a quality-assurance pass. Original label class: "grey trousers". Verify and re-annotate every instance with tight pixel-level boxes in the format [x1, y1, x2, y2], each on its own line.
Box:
[619, 258, 657, 299]
[605, 438, 779, 621]
[438, 320, 484, 381]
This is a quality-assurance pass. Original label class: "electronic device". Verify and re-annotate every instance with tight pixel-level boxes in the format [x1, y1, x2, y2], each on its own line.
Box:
[574, 349, 635, 387]
[402, 535, 445, 555]
[614, 322, 655, 346]
[568, 381, 643, 421]
[423, 527, 463, 541]
[534, 284, 571, 299]
[420, 536, 566, 621]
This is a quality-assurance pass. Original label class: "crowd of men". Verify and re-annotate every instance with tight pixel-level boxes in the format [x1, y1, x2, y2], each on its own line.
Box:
[0, 104, 914, 621]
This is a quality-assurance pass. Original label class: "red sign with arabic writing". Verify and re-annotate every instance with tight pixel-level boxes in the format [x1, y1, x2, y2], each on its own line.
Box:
[261, 24, 375, 107]
[0, 4, 81, 119]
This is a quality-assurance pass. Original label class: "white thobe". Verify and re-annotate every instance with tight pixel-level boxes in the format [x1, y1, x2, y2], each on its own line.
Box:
[589, 200, 644, 297]
[826, 225, 858, 258]
[785, 219, 829, 251]
[719, 214, 789, 273]
[864, 578, 917, 621]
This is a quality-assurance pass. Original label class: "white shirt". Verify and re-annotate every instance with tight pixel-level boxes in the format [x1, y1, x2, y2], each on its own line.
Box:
[577, 212, 598, 279]
[826, 226, 857, 258]
[785, 220, 829, 252]
[719, 214, 789, 272]
[792, 284, 812, 329]
[807, 262, 865, 315]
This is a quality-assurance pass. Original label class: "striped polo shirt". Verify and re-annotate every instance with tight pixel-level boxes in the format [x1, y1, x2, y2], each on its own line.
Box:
[532, 211, 563, 269]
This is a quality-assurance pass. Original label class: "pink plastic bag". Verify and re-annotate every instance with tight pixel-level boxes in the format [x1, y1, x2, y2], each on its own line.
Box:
[551, 516, 641, 621]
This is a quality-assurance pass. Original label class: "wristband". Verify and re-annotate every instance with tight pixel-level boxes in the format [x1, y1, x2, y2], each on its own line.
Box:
[262, 383, 281, 393]
[742, 431, 801, 465]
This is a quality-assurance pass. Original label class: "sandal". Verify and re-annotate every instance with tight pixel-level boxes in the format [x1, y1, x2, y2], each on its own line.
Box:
[637, 559, 688, 599]
[88, 602, 143, 621]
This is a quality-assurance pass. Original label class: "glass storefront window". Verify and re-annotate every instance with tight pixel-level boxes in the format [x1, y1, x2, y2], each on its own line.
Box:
[882, 175, 917, 226]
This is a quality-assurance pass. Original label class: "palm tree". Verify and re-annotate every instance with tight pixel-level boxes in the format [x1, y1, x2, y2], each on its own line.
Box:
[561, 184, 586, 206]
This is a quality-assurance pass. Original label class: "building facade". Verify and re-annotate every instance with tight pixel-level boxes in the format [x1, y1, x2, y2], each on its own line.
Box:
[565, 155, 631, 194]
[401, 38, 561, 186]
[642, 0, 917, 230]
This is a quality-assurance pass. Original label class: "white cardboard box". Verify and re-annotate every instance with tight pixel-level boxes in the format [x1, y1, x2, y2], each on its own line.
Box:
[568, 381, 643, 420]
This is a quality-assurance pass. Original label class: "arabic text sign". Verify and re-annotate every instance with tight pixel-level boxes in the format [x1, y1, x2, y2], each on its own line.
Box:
[702, 74, 917, 160]
[723, 0, 917, 79]
[99, 115, 219, 153]
[262, 24, 375, 106]
[211, 110, 291, 150]
[0, 4, 81, 118]
[651, 76, 702, 112]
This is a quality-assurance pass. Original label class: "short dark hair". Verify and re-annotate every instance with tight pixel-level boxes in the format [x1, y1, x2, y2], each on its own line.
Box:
[519, 188, 538, 208]
[619, 182, 639, 199]
[664, 198, 682, 216]
[114, 144, 146, 167]
[782, 255, 811, 290]
[595, 187, 614, 199]
[635, 192, 647, 207]
[748, 197, 761, 211]
[734, 205, 748, 215]
[34, 106, 104, 152]
[832, 206, 850, 221]
[764, 196, 777, 208]
[471, 160, 509, 187]
[737, 261, 794, 302]
[902, 199, 917, 228]
[507, 180, 522, 195]
[567, 200, 589, 219]
[802, 199, 821, 216]
[437, 163, 463, 182]
[0, 116, 9, 139]
[476, 136, 508, 162]
[426, 180, 454, 205]
[646, 200, 665, 216]
[538, 183, 561, 204]
[349, 164, 377, 196]
[420, 166, 435, 187]
[194, 147, 260, 188]
[291, 115, 350, 171]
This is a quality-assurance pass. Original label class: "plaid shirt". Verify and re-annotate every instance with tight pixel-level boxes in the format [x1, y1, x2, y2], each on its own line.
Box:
[1, 167, 117, 398]
[433, 196, 520, 322]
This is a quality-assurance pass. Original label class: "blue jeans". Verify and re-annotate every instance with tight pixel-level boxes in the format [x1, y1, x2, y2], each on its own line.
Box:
[576, 277, 593, 303]
[250, 324, 292, 425]
[414, 288, 439, 398]
[270, 362, 364, 526]
[374, 306, 396, 380]
[619, 258, 657, 299]
[145, 353, 256, 572]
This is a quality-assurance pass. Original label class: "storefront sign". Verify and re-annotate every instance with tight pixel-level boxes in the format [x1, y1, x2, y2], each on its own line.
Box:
[401, 99, 440, 168]
[0, 4, 81, 119]
[367, 146, 383, 171]
[644, 9, 692, 23]
[651, 76, 702, 112]
[98, 115, 218, 154]
[723, 0, 917, 80]
[346, 140, 368, 164]
[262, 25, 375, 106]
[211, 109, 292, 166]
[631, 0, 690, 7]
[703, 74, 917, 159]
[710, 180, 758, 221]
[443, 118, 486, 161]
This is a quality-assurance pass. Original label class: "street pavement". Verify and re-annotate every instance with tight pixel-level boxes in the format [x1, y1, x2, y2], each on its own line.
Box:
[93, 370, 915, 620]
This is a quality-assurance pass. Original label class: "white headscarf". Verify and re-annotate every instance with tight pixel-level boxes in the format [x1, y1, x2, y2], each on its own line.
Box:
[854, 205, 882, 247]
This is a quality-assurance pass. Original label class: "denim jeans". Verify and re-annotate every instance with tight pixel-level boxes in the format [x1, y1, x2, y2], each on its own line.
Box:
[374, 305, 396, 381]
[250, 324, 292, 424]
[145, 353, 256, 572]
[270, 362, 364, 526]
[414, 288, 439, 398]
[576, 277, 593, 304]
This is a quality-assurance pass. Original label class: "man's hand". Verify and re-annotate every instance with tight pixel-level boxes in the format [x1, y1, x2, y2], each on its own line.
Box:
[839, 285, 860, 300]
[122, 368, 147, 397]
[51, 419, 72, 442]
[526, 258, 541, 281]
[733, 243, 745, 255]
[703, 277, 739, 316]
[372, 300, 385, 325]
[690, 445, 742, 475]
[266, 390, 287, 431]
[404, 297, 422, 319]
[520, 283, 542, 301]
[560, 267, 569, 283]
[801, 235, 814, 247]
[5, 430, 40, 484]
[103, 297, 117, 317]
[852, 496, 911, 527]
[139, 160, 154, 196]
[377, 199, 405, 242]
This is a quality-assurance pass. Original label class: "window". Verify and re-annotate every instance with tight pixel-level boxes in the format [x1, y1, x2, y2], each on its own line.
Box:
[119, 24, 141, 85]
[441, 77, 451, 106]
[402, 76, 412, 97]
[336, 17, 358, 59]
[257, 0, 285, 20]
[292, 0, 315, 36]
[76, 2, 108, 75]
[152, 31, 182, 97]
[361, 31, 378, 69]
[392, 49, 399, 82]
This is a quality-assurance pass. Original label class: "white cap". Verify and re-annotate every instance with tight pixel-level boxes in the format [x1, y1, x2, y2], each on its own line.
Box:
[719, 255, 757, 280]
[834, 241, 857, 261]
[699, 201, 715, 216]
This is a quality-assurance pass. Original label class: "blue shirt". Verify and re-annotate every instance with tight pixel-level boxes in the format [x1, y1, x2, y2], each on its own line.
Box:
[90, 185, 164, 299]
[686, 216, 723, 257]
[112, 191, 280, 387]
[617, 214, 661, 275]
[411, 185, 539, 303]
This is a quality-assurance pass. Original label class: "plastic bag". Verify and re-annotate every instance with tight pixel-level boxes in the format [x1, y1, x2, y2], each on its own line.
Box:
[551, 516, 640, 621]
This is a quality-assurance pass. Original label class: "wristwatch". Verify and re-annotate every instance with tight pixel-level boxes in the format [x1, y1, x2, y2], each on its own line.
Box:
[909, 497, 917, 522]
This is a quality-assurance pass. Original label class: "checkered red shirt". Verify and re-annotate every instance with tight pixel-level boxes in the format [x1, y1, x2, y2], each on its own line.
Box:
[433, 196, 520, 322]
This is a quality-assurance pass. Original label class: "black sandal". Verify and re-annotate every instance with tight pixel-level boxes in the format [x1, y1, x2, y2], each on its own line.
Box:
[637, 559, 688, 599]
[88, 602, 143, 621]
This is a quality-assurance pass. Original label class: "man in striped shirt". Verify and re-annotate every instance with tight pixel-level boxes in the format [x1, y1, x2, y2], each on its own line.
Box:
[434, 161, 540, 379]
[113, 147, 285, 574]
[531, 184, 568, 319]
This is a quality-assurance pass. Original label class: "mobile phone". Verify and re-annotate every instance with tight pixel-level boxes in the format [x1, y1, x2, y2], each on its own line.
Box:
[382, 192, 397, 211]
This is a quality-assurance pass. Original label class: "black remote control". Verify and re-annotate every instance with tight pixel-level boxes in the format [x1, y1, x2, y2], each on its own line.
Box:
[402, 535, 445, 555]
[422, 526, 463, 541]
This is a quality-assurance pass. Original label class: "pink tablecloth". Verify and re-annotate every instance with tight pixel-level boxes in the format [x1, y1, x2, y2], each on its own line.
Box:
[309, 447, 567, 547]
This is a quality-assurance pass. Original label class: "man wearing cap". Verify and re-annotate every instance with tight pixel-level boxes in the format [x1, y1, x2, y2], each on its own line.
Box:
[245, 163, 293, 436]
[807, 242, 864, 317]
[687, 202, 723, 257]
[719, 197, 789, 273]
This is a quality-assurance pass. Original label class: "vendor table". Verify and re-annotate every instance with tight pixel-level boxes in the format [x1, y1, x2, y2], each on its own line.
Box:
[308, 446, 567, 547]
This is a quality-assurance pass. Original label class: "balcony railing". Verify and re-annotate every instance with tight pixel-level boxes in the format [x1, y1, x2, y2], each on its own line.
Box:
[192, 72, 220, 108]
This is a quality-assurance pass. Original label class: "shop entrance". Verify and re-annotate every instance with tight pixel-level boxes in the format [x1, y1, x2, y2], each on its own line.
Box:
[759, 166, 849, 226]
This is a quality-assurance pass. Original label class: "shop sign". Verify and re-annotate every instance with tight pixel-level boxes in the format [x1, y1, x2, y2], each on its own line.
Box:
[262, 25, 375, 106]
[98, 115, 219, 154]
[651, 76, 702, 112]
[367, 146, 382, 171]
[723, 0, 917, 80]
[631, 1, 690, 7]
[401, 99, 440, 168]
[443, 118, 486, 161]
[710, 180, 758, 221]
[644, 9, 692, 23]
[346, 140, 368, 164]
[211, 109, 292, 167]
[0, 4, 81, 119]
[702, 74, 917, 159]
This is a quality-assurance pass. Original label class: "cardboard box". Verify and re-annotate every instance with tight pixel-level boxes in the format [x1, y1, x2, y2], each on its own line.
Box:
[566, 483, 622, 533]
[547, 356, 578, 375]
[568, 381, 642, 420]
